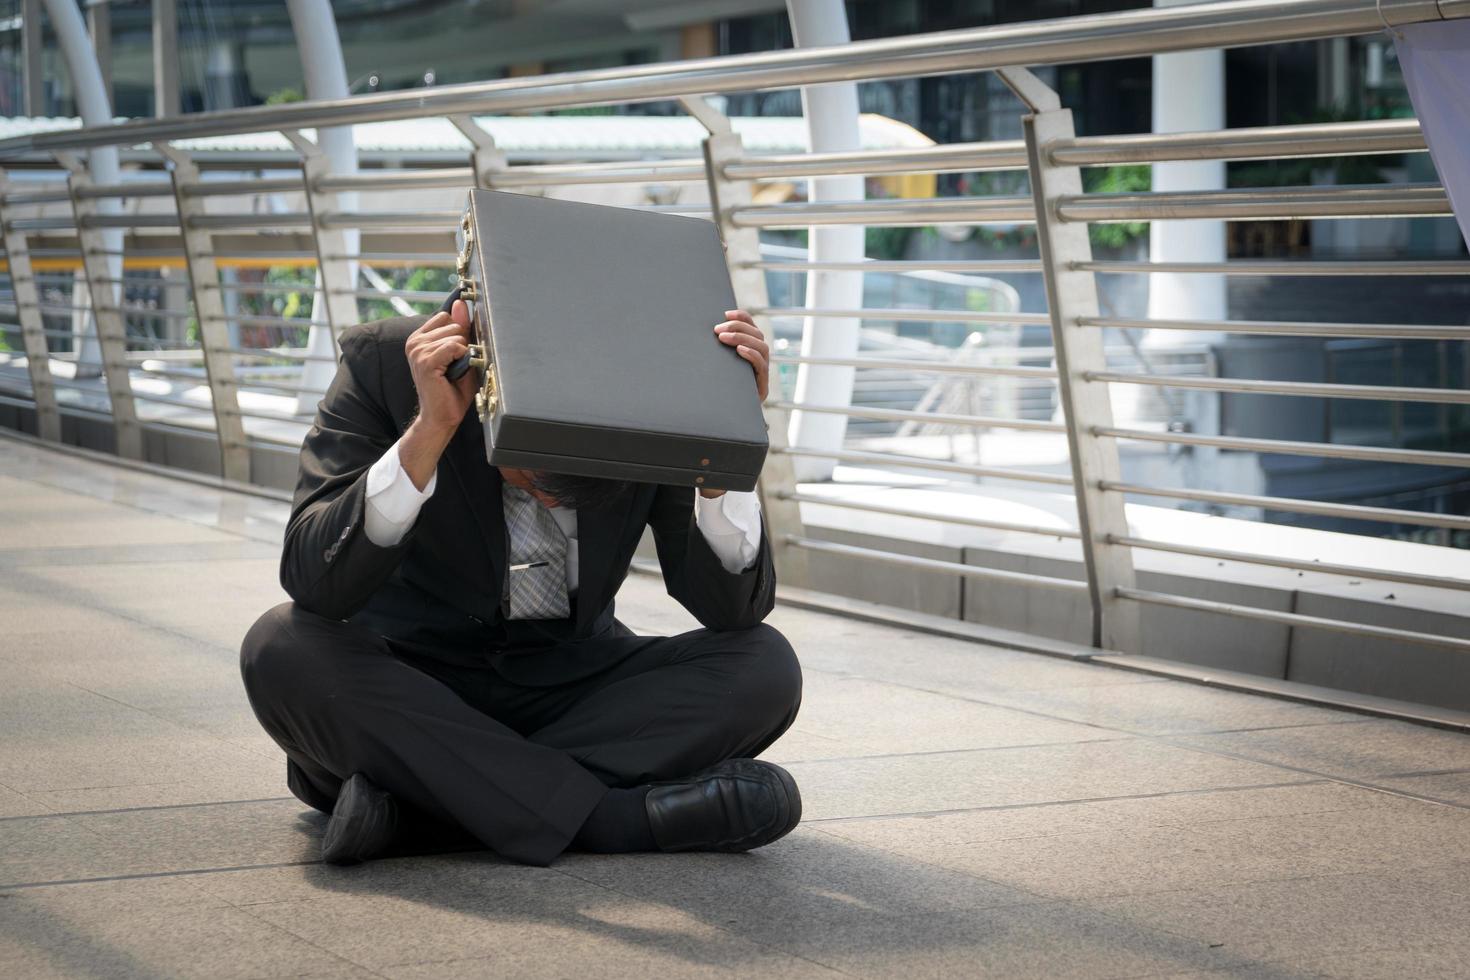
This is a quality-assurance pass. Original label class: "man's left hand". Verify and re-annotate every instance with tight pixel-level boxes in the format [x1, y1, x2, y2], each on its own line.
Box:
[715, 309, 769, 402]
[705, 309, 769, 499]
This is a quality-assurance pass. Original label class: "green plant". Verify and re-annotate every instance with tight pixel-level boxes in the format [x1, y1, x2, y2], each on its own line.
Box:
[1081, 164, 1150, 249]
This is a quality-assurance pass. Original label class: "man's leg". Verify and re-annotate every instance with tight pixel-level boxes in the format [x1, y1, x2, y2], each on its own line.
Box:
[523, 623, 803, 787]
[239, 602, 609, 867]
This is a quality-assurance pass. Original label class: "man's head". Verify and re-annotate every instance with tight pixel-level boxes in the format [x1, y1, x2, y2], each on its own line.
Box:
[500, 466, 633, 510]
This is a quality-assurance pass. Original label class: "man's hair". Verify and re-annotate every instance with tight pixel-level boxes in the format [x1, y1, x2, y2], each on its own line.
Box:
[528, 471, 634, 510]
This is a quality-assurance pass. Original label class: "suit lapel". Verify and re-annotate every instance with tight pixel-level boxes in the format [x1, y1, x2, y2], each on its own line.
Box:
[575, 489, 635, 631]
[445, 417, 507, 593]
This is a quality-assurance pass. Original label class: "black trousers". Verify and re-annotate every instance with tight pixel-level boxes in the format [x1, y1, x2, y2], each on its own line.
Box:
[239, 602, 803, 866]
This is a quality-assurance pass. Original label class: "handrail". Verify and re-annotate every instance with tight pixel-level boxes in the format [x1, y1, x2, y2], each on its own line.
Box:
[0, 1, 1456, 157]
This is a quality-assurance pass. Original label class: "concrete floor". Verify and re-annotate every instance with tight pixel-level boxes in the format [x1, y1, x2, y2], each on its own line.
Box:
[3, 436, 1470, 979]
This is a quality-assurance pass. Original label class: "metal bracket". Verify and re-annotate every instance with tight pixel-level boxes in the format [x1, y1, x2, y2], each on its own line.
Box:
[0, 169, 62, 442]
[58, 152, 145, 462]
[679, 95, 733, 137]
[450, 115, 508, 190]
[280, 129, 360, 353]
[1021, 107, 1140, 653]
[696, 102, 808, 587]
[995, 66, 1061, 114]
[153, 140, 251, 481]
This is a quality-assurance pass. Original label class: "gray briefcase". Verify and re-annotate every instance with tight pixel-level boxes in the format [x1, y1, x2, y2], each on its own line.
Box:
[450, 189, 769, 492]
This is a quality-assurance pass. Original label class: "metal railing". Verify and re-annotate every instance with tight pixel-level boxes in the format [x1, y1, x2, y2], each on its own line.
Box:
[2, 0, 1469, 675]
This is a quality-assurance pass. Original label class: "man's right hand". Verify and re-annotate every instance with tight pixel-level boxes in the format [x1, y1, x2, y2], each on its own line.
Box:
[399, 299, 477, 490]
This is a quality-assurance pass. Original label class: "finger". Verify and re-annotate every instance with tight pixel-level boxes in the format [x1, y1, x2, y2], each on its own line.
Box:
[420, 337, 468, 370]
[736, 344, 769, 398]
[715, 317, 761, 337]
[716, 327, 767, 359]
[413, 320, 471, 347]
[409, 311, 451, 342]
[725, 308, 756, 326]
[451, 298, 471, 328]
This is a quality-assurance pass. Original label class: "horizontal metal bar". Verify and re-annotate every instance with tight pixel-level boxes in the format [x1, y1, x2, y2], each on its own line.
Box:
[4, 1, 1452, 156]
[778, 490, 1081, 538]
[1080, 315, 1470, 341]
[771, 353, 1057, 379]
[1098, 425, 1470, 469]
[1, 188, 72, 205]
[73, 181, 176, 200]
[786, 535, 1089, 592]
[1089, 370, 1470, 405]
[772, 399, 1066, 432]
[775, 445, 1074, 485]
[726, 141, 1028, 180]
[1078, 259, 1470, 277]
[1049, 118, 1425, 166]
[757, 305, 1050, 325]
[1056, 183, 1450, 223]
[330, 252, 455, 264]
[1110, 534, 1470, 594]
[181, 177, 304, 197]
[315, 168, 474, 193]
[1100, 480, 1470, 532]
[730, 196, 1035, 228]
[211, 314, 330, 329]
[187, 213, 313, 230]
[746, 259, 1046, 273]
[335, 287, 442, 303]
[6, 217, 77, 231]
[318, 210, 459, 230]
[220, 346, 339, 364]
[490, 160, 707, 188]
[81, 214, 180, 230]
[1117, 587, 1470, 654]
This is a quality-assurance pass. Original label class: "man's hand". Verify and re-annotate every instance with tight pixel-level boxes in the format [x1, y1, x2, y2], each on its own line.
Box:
[714, 309, 769, 402]
[399, 300, 476, 490]
[705, 309, 769, 499]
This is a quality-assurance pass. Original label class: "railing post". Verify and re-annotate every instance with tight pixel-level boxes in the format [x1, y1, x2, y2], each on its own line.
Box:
[56, 153, 144, 461]
[282, 130, 359, 350]
[1005, 68, 1140, 652]
[0, 174, 62, 442]
[155, 142, 251, 482]
[683, 96, 809, 588]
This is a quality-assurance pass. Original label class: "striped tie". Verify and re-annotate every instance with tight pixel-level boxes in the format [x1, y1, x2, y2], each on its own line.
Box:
[501, 484, 571, 621]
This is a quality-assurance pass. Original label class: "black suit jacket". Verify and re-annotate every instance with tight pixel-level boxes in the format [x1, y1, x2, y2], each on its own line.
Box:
[279, 315, 776, 671]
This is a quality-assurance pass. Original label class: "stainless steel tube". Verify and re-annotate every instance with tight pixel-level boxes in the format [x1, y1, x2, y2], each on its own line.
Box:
[1088, 371, 1470, 404]
[787, 535, 1090, 593]
[1080, 315, 1470, 340]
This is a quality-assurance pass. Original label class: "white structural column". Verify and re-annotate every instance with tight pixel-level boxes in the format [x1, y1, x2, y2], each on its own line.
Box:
[40, 0, 120, 382]
[285, 0, 359, 414]
[1147, 0, 1226, 327]
[784, 0, 865, 482]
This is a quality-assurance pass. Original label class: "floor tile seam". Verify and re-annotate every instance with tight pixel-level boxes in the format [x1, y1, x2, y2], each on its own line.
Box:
[0, 796, 298, 823]
[776, 734, 1138, 765]
[230, 901, 393, 979]
[0, 859, 321, 892]
[546, 865, 868, 979]
[801, 778, 1327, 825]
[1374, 765, 1470, 779]
[1154, 736, 1470, 814]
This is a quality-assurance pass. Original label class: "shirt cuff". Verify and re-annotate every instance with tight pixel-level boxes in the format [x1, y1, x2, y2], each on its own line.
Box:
[363, 437, 436, 547]
[693, 489, 763, 574]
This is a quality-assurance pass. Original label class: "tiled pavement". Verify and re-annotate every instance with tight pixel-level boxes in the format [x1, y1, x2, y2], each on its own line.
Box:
[3, 435, 1469, 979]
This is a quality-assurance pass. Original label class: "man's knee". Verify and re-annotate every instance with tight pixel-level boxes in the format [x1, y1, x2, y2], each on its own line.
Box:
[732, 623, 803, 724]
[239, 601, 332, 703]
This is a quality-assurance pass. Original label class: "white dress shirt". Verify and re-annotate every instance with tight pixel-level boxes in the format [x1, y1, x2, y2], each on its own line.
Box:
[362, 436, 762, 590]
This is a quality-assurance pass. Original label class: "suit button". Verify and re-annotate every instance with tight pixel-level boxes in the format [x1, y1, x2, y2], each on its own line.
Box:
[322, 548, 333, 563]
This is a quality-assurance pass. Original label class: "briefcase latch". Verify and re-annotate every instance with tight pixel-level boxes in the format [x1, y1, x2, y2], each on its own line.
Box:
[456, 212, 479, 303]
[473, 354, 498, 423]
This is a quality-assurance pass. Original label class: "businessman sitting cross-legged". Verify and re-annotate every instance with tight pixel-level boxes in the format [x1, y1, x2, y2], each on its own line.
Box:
[239, 297, 802, 867]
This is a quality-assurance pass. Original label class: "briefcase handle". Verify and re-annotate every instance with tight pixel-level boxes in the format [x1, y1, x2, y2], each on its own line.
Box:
[441, 287, 474, 381]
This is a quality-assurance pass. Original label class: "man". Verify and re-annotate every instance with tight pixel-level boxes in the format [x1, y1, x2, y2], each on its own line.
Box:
[240, 296, 802, 868]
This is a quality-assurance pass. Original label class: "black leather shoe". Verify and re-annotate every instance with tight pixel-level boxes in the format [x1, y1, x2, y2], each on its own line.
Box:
[645, 759, 801, 853]
[321, 772, 399, 866]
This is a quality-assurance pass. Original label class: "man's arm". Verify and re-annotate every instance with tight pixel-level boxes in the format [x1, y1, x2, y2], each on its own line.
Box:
[649, 485, 775, 631]
[280, 302, 475, 619]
